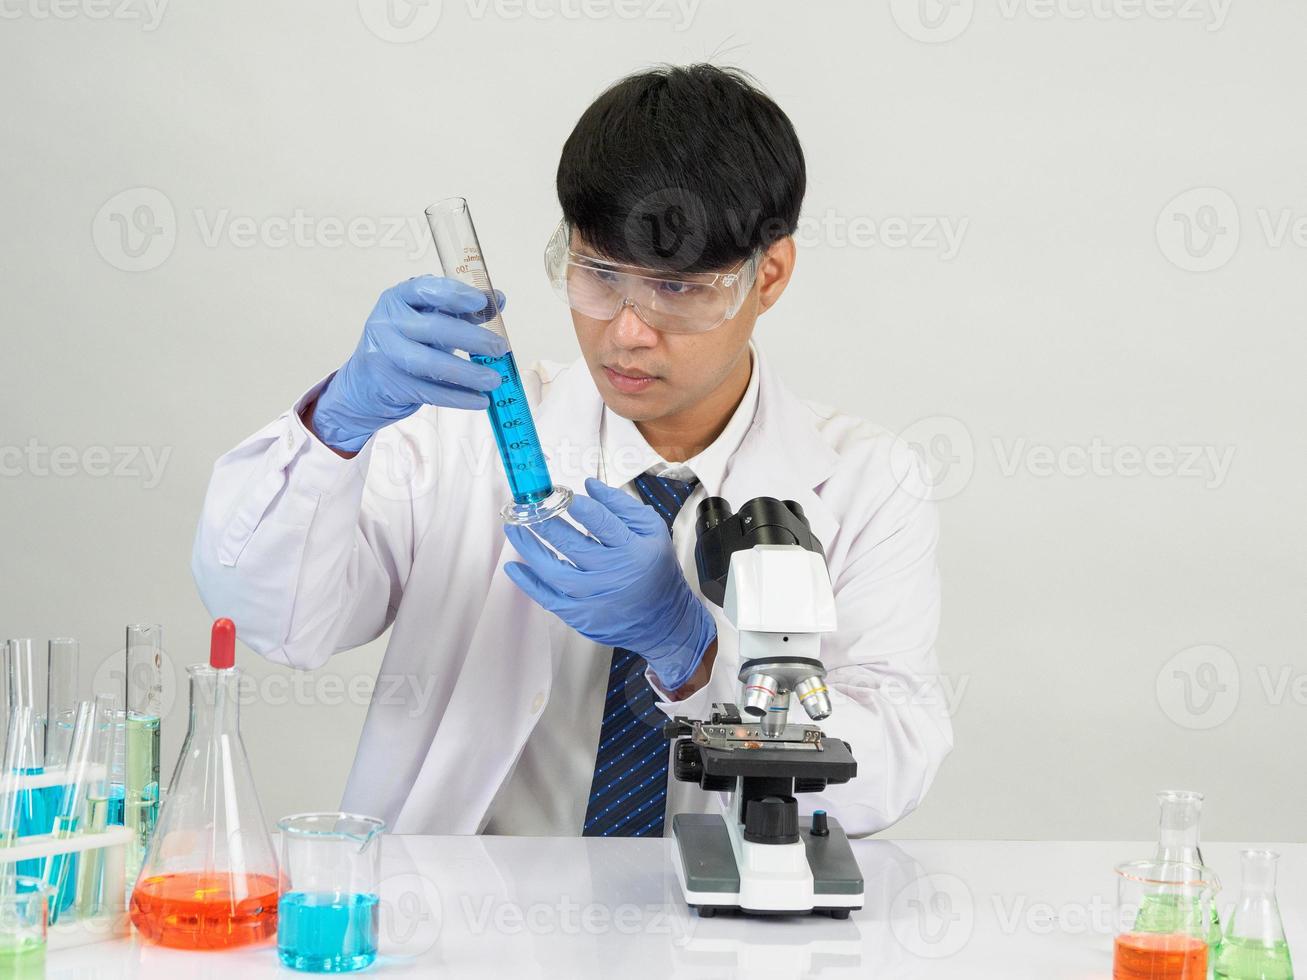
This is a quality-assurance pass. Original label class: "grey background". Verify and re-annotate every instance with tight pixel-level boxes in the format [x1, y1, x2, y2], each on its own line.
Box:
[1, 0, 1303, 842]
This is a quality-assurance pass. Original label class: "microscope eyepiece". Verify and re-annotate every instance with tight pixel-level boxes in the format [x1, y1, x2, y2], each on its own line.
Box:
[696, 496, 733, 535]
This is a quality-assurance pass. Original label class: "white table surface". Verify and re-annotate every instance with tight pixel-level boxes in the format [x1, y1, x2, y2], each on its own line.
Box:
[48, 838, 1304, 979]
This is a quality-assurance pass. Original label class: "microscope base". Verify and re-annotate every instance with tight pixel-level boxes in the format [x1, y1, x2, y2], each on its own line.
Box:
[670, 813, 864, 918]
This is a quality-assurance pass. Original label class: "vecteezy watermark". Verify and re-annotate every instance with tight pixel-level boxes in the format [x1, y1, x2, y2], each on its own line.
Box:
[92, 187, 437, 272]
[0, 440, 172, 489]
[0, 0, 169, 29]
[92, 639, 180, 722]
[991, 892, 1115, 937]
[895, 416, 977, 502]
[358, 0, 698, 41]
[193, 208, 432, 259]
[890, 872, 975, 959]
[794, 210, 969, 260]
[92, 187, 176, 273]
[464, 0, 700, 30]
[993, 437, 1236, 490]
[460, 895, 675, 936]
[356, 0, 443, 42]
[847, 673, 971, 717]
[887, 418, 1237, 503]
[891, 0, 1231, 43]
[379, 872, 444, 955]
[1155, 643, 1240, 730]
[1155, 187, 1240, 272]
[1158, 186, 1307, 272]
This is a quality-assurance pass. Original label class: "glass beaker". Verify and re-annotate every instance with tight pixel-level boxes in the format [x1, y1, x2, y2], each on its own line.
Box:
[1214, 850, 1295, 980]
[277, 812, 385, 973]
[130, 619, 279, 950]
[0, 879, 55, 980]
[1115, 859, 1219, 980]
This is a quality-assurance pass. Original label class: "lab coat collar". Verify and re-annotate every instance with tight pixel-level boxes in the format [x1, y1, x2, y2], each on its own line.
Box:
[534, 342, 842, 543]
[596, 343, 762, 496]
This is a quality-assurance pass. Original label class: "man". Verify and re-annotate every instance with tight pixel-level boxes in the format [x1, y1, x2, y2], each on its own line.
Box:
[193, 64, 951, 838]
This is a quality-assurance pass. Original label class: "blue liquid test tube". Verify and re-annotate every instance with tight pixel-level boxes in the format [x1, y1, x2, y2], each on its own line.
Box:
[426, 197, 573, 525]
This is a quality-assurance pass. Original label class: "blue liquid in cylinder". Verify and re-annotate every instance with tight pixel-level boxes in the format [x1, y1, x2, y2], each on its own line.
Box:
[278, 892, 379, 973]
[472, 350, 555, 506]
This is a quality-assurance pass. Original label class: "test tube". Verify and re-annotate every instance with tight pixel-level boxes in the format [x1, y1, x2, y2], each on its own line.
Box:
[5, 640, 46, 770]
[77, 694, 119, 919]
[5, 641, 52, 880]
[124, 625, 162, 879]
[44, 640, 83, 916]
[45, 638, 79, 770]
[425, 197, 573, 525]
[44, 698, 99, 923]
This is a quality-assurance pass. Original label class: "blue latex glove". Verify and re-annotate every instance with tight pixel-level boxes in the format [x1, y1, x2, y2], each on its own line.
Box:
[311, 275, 509, 453]
[503, 477, 717, 692]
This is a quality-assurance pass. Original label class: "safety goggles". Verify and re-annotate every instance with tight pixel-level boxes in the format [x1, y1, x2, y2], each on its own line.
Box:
[543, 221, 762, 334]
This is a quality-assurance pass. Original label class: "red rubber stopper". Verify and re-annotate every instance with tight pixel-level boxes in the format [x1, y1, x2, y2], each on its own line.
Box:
[210, 618, 236, 669]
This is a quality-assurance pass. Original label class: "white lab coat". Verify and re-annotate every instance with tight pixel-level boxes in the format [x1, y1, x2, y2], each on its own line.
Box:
[192, 346, 952, 836]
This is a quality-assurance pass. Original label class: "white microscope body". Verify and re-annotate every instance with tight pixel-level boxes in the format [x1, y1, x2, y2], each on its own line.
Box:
[667, 496, 863, 918]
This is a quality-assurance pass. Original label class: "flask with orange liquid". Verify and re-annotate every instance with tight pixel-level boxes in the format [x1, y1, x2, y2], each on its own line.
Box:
[129, 618, 280, 950]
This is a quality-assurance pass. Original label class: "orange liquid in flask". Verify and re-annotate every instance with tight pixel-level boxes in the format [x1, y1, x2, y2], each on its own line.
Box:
[1114, 932, 1208, 980]
[130, 871, 280, 950]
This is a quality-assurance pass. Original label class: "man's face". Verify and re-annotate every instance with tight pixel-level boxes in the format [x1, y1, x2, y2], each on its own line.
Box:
[569, 234, 789, 424]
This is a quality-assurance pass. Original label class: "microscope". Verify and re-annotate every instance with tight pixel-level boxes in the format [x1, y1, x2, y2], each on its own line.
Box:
[664, 496, 864, 918]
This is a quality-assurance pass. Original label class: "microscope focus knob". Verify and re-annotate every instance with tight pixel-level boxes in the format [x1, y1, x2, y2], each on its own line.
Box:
[743, 795, 800, 845]
[810, 810, 830, 837]
[673, 740, 703, 783]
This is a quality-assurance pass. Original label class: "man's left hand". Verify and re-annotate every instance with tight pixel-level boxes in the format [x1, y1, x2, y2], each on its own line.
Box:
[503, 476, 717, 692]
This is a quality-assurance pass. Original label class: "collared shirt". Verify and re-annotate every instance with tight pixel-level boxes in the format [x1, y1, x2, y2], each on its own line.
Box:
[481, 344, 761, 836]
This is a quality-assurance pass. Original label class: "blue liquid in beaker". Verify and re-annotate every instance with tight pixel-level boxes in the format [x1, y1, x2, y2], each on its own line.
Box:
[472, 350, 555, 506]
[278, 892, 379, 973]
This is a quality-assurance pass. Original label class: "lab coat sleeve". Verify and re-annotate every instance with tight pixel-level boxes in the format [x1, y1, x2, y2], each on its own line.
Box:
[191, 377, 410, 669]
[808, 444, 953, 837]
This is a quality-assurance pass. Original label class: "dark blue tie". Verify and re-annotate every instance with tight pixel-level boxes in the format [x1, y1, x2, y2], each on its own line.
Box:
[582, 472, 699, 837]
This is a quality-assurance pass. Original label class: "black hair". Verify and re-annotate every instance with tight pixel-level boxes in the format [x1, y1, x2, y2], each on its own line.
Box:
[556, 64, 806, 273]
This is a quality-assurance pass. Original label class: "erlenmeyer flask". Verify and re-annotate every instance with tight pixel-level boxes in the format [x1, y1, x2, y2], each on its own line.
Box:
[129, 619, 279, 949]
[1138, 790, 1221, 944]
[1214, 850, 1295, 980]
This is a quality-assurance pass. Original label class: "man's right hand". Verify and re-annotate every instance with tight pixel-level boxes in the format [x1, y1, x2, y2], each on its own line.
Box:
[308, 276, 509, 454]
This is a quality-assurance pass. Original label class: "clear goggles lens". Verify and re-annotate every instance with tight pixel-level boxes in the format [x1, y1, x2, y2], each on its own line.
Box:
[544, 222, 760, 334]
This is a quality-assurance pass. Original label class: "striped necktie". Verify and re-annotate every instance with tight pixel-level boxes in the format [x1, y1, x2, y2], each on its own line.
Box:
[581, 472, 699, 837]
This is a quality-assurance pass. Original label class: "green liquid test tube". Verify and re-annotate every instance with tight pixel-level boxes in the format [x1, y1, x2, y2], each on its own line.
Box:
[125, 625, 163, 880]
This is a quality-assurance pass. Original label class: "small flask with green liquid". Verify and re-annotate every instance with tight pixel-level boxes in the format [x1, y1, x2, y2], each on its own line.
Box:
[1214, 849, 1295, 980]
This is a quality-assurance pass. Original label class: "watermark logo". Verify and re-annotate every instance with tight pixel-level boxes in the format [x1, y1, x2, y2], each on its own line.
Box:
[1156, 643, 1240, 730]
[1156, 187, 1240, 272]
[895, 416, 976, 502]
[92, 187, 176, 272]
[379, 871, 444, 954]
[0, 0, 169, 29]
[357, 0, 443, 42]
[0, 441, 172, 488]
[464, 0, 700, 30]
[92, 639, 180, 722]
[890, 0, 975, 43]
[890, 871, 975, 958]
[794, 211, 969, 259]
[993, 437, 1235, 489]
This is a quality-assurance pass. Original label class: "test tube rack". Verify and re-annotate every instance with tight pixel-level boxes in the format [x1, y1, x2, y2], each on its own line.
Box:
[1, 767, 134, 951]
